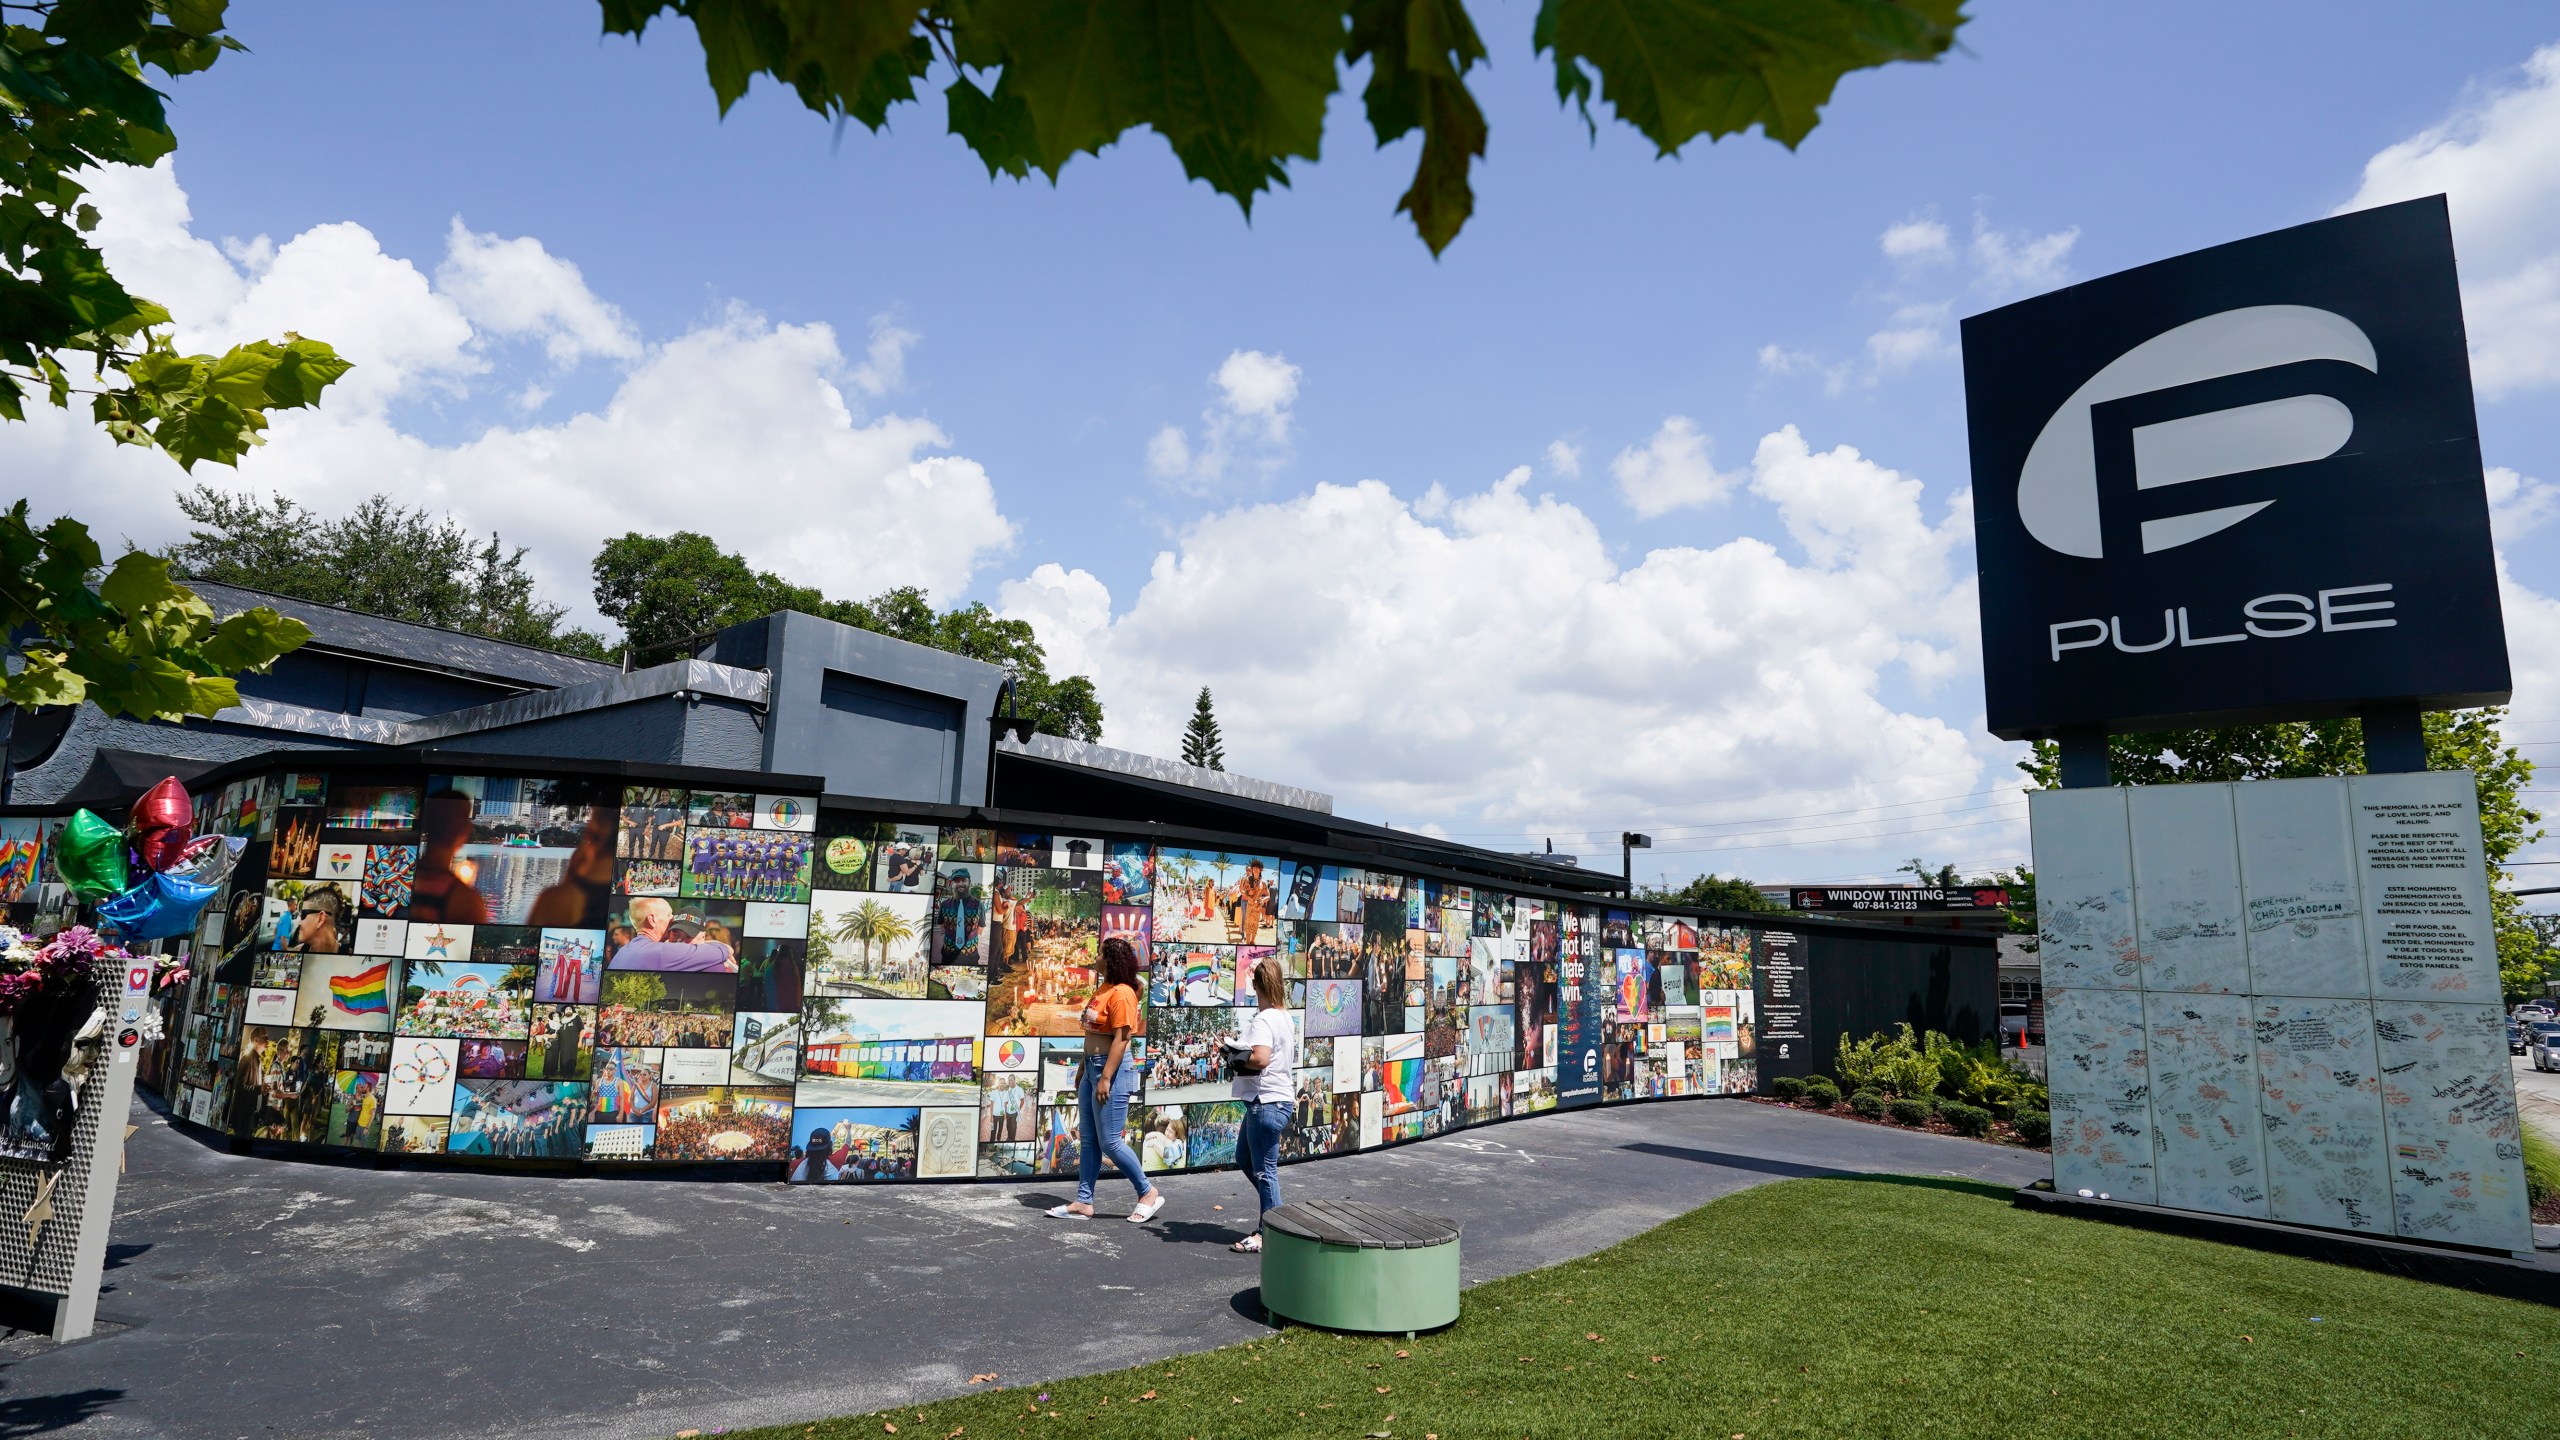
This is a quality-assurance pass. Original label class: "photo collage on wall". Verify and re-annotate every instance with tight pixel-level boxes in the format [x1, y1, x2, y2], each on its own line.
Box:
[116, 761, 1764, 1184]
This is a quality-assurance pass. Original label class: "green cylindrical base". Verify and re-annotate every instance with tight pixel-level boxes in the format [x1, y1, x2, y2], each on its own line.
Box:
[1260, 1231, 1460, 1333]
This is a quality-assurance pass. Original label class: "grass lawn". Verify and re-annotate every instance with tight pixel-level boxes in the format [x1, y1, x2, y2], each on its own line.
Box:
[734, 1175, 2557, 1440]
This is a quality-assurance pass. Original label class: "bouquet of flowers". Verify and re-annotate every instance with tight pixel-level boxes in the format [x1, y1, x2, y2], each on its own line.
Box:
[0, 925, 114, 1017]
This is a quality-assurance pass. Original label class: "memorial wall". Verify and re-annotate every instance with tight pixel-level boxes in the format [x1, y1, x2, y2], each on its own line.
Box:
[2033, 771, 2531, 1251]
[14, 756, 1771, 1183]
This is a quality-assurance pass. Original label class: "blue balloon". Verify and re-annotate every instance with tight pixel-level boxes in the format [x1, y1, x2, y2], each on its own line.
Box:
[96, 871, 223, 941]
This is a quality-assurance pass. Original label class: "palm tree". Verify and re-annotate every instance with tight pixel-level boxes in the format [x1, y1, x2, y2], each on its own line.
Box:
[873, 905, 918, 983]
[835, 900, 917, 985]
[1207, 852, 1240, 938]
[1159, 852, 1200, 922]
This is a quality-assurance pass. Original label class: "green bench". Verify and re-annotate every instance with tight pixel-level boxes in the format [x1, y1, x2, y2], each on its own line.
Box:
[1259, 1200, 1461, 1336]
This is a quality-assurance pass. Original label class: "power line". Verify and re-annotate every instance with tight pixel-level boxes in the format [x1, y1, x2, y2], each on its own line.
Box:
[1641, 812, 2027, 860]
[1432, 784, 2027, 843]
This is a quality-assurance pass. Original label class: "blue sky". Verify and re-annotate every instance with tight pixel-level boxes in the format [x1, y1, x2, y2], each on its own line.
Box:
[15, 3, 2560, 888]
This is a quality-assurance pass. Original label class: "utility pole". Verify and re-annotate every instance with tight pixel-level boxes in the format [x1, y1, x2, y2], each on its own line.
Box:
[1620, 831, 1651, 897]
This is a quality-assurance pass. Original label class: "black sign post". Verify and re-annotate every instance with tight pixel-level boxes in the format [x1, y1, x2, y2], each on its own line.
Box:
[1962, 197, 2509, 780]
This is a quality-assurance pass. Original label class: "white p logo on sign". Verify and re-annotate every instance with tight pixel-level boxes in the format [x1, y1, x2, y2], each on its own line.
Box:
[2017, 305, 2376, 558]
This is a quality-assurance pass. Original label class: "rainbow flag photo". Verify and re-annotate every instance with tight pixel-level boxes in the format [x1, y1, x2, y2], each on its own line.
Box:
[330, 962, 393, 1016]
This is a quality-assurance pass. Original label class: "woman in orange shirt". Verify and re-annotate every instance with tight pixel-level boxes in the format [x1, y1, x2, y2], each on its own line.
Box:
[1048, 936, 1165, 1222]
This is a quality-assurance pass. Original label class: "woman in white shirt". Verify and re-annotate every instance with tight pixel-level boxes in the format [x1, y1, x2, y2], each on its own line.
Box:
[1229, 954, 1298, 1254]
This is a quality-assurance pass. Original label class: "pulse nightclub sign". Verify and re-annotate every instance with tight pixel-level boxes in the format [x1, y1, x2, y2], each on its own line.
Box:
[1962, 196, 2510, 737]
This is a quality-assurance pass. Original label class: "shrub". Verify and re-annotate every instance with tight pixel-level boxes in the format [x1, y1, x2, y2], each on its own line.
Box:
[1876, 1046, 1941, 1102]
[1800, 1079, 1840, 1109]
[1849, 1088, 1886, 1119]
[2526, 1124, 2559, 1210]
[2012, 1109, 2052, 1147]
[1770, 1076, 1806, 1100]
[1886, 1097, 1932, 1127]
[1939, 1100, 1993, 1138]
[1834, 1031, 1887, 1094]
[1839, 1022, 1934, 1098]
[1801, 1073, 1834, 1093]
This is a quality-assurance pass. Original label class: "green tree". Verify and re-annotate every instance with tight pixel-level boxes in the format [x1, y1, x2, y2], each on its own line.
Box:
[1181, 687, 1226, 770]
[591, 530, 830, 658]
[598, 0, 1968, 255]
[168, 488, 611, 658]
[1970, 863, 2036, 946]
[1638, 872, 1782, 914]
[1, 2, 350, 466]
[2021, 711, 2548, 1001]
[604, 970, 667, 1010]
[590, 530, 1105, 740]
[1899, 857, 1958, 887]
[0, 501, 308, 719]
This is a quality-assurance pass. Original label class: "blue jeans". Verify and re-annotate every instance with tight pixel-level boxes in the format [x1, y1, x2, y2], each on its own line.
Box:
[1237, 1100, 1289, 1214]
[1076, 1054, 1148, 1203]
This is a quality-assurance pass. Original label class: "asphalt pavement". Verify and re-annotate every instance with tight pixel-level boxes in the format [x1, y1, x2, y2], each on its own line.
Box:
[0, 1095, 2044, 1440]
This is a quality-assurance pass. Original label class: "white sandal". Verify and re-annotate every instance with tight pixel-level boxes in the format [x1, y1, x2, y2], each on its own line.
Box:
[1127, 1192, 1167, 1223]
[1046, 1204, 1090, 1219]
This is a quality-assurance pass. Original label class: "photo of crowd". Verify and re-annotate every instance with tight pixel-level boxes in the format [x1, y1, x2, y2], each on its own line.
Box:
[1143, 1006, 1241, 1105]
[597, 971, 735, 1048]
[449, 1080, 592, 1158]
[655, 1087, 793, 1160]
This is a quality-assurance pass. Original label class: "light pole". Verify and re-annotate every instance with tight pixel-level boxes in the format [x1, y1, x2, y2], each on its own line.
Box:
[1620, 831, 1651, 896]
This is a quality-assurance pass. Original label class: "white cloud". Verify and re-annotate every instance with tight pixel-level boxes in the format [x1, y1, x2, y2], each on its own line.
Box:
[1757, 344, 1818, 376]
[1863, 302, 1953, 376]
[1214, 349, 1300, 425]
[1610, 417, 1740, 517]
[435, 218, 640, 365]
[2487, 465, 2559, 540]
[1544, 438, 1583, 479]
[1146, 348, 1301, 491]
[1968, 214, 2079, 298]
[2343, 43, 2560, 396]
[1144, 425, 1192, 480]
[847, 315, 919, 398]
[1763, 209, 2064, 391]
[1880, 216, 1952, 264]
[1006, 426, 1981, 846]
[15, 161, 1015, 621]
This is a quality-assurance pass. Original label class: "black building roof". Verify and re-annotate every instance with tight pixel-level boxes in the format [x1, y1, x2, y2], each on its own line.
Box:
[993, 748, 1623, 896]
[189, 581, 620, 692]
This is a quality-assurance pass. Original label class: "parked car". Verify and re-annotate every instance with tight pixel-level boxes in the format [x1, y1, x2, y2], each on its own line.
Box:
[2532, 1026, 2560, 1073]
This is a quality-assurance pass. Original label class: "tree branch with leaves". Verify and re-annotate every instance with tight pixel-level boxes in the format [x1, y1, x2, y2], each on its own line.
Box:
[1, 0, 351, 466]
[599, 0, 1969, 255]
[0, 500, 307, 718]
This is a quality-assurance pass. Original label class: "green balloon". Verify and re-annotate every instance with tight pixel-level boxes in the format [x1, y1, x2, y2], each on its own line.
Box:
[55, 809, 129, 901]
